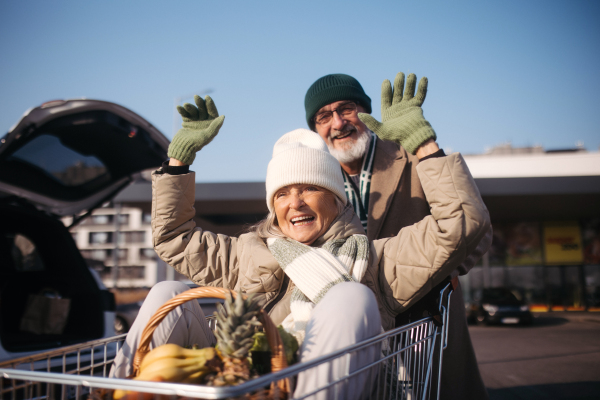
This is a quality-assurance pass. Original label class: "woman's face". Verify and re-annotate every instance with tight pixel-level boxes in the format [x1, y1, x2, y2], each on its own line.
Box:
[273, 184, 339, 245]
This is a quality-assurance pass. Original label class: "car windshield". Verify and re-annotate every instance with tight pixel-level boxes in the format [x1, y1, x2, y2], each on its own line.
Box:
[482, 288, 519, 302]
[9, 134, 108, 186]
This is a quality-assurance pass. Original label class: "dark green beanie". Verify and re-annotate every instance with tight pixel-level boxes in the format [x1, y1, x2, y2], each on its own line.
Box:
[304, 74, 372, 128]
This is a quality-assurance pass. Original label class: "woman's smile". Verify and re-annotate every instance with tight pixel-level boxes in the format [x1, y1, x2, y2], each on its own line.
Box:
[290, 214, 315, 226]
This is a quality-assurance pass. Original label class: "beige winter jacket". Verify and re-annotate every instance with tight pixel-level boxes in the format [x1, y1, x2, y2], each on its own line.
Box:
[152, 153, 490, 330]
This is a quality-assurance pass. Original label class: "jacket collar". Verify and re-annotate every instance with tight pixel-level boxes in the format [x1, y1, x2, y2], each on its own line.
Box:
[367, 138, 407, 241]
[312, 203, 365, 247]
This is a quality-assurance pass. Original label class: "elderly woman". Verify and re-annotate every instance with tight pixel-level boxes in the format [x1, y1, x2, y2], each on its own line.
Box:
[111, 95, 490, 398]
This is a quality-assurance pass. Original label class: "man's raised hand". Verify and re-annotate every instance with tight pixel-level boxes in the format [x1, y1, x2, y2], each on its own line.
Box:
[358, 72, 436, 155]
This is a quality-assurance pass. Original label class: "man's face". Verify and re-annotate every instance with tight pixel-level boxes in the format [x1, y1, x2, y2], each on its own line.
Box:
[313, 100, 370, 163]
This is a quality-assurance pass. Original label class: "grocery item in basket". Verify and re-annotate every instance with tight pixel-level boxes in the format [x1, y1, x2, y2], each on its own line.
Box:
[249, 331, 271, 374]
[208, 290, 262, 386]
[138, 343, 216, 372]
[251, 328, 298, 367]
[113, 346, 221, 399]
[277, 326, 299, 365]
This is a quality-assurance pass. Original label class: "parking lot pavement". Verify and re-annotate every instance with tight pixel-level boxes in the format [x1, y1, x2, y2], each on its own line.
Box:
[469, 312, 600, 400]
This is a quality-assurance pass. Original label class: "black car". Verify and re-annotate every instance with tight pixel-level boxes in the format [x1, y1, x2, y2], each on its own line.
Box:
[467, 288, 533, 326]
[0, 99, 169, 361]
[114, 301, 145, 335]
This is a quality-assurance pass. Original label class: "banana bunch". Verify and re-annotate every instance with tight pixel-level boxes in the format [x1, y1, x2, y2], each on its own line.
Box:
[113, 344, 221, 399]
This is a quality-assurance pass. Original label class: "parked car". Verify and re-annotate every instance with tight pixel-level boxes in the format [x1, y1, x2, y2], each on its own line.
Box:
[0, 99, 169, 362]
[114, 301, 144, 335]
[467, 287, 533, 326]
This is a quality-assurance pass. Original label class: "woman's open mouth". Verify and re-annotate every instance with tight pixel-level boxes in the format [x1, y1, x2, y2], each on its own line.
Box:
[291, 215, 315, 226]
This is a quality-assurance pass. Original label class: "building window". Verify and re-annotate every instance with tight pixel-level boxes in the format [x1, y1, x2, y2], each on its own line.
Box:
[119, 266, 146, 279]
[82, 249, 110, 261]
[140, 248, 156, 260]
[86, 214, 129, 226]
[83, 248, 127, 260]
[142, 212, 152, 225]
[90, 214, 113, 225]
[89, 232, 113, 244]
[120, 231, 146, 244]
[109, 248, 128, 260]
[117, 214, 129, 225]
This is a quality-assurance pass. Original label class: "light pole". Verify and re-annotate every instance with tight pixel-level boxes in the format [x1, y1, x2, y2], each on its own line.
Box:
[112, 202, 121, 288]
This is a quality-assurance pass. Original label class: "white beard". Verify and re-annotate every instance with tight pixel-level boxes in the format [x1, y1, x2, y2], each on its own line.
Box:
[328, 130, 370, 165]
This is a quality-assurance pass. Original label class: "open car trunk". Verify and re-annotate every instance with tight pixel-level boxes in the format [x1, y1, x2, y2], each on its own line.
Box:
[0, 99, 168, 357]
[0, 203, 110, 352]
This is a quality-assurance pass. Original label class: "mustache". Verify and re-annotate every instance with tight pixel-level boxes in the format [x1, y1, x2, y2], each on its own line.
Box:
[330, 125, 356, 139]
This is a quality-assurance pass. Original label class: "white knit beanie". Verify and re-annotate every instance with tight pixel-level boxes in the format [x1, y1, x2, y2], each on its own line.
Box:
[266, 129, 347, 212]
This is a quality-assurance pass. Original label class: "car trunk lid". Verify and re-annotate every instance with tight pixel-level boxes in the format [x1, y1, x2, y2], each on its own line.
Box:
[0, 99, 169, 217]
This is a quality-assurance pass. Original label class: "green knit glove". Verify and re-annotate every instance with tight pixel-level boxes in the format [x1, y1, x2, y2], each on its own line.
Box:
[358, 72, 436, 154]
[167, 95, 225, 165]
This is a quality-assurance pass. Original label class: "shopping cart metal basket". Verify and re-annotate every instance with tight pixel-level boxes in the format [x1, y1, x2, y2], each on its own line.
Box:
[1, 283, 453, 400]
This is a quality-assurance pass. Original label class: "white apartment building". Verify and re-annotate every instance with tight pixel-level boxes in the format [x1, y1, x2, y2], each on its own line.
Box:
[63, 205, 169, 288]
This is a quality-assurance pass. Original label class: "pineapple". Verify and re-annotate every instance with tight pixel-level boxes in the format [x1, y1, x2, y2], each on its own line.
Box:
[209, 289, 262, 386]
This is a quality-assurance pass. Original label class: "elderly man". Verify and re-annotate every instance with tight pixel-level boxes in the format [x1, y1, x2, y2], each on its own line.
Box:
[304, 72, 491, 400]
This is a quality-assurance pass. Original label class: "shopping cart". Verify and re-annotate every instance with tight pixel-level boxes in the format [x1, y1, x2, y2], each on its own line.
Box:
[1, 283, 453, 400]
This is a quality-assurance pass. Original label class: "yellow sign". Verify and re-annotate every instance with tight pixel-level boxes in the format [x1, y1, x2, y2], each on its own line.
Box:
[543, 222, 583, 265]
[503, 222, 543, 266]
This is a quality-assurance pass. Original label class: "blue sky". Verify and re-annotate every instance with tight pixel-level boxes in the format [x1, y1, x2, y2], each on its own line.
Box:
[1, 0, 599, 182]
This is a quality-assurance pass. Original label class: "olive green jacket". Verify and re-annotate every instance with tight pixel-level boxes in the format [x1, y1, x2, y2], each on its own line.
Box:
[151, 153, 490, 330]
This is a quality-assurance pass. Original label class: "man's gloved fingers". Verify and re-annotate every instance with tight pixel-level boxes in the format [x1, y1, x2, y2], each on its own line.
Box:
[381, 79, 393, 110]
[404, 73, 417, 101]
[415, 76, 428, 105]
[194, 95, 208, 121]
[358, 113, 382, 133]
[176, 105, 192, 120]
[205, 96, 220, 119]
[183, 103, 199, 120]
[392, 72, 405, 105]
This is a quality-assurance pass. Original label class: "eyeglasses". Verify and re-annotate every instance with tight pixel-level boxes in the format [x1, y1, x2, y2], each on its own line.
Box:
[313, 102, 358, 126]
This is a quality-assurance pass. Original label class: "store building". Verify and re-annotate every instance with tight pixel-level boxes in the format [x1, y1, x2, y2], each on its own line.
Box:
[461, 146, 600, 311]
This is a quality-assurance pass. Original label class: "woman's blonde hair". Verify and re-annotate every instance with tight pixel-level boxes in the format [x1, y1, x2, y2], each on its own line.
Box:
[249, 196, 346, 240]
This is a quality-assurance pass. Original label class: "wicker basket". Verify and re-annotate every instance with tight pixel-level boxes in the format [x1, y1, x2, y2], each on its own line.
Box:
[128, 286, 290, 399]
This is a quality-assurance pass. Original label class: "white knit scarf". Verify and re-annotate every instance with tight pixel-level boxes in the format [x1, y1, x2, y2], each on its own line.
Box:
[266, 234, 370, 344]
